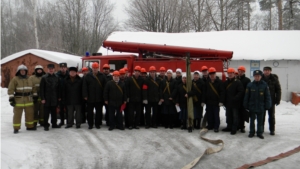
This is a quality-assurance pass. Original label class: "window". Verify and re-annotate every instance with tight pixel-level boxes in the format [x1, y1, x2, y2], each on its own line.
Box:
[108, 60, 127, 71]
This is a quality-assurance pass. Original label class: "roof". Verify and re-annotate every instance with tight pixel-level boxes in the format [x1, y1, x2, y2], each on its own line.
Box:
[1, 49, 82, 67]
[98, 31, 300, 61]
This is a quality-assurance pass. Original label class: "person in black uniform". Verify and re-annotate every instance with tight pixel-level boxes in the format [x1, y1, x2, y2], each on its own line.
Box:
[102, 64, 112, 127]
[40, 64, 61, 131]
[82, 62, 107, 129]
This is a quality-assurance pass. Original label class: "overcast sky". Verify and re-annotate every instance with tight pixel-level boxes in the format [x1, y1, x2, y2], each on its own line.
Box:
[110, 0, 129, 25]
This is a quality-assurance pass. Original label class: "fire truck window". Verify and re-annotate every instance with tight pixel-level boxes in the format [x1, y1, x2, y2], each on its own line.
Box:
[108, 60, 127, 71]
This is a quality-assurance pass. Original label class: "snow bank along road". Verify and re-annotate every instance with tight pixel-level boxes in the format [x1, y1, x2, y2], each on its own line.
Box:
[1, 88, 300, 169]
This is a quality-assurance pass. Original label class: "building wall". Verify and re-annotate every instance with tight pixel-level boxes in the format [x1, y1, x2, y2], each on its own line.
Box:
[229, 60, 300, 101]
[1, 54, 59, 88]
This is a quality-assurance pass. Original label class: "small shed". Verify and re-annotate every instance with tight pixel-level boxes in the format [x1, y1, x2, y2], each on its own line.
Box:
[1, 49, 82, 88]
[98, 31, 300, 101]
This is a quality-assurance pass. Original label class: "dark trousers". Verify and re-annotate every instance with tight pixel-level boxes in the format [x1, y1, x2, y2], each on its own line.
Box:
[239, 107, 246, 129]
[87, 102, 103, 127]
[226, 107, 239, 132]
[81, 100, 87, 123]
[109, 105, 123, 129]
[124, 103, 130, 127]
[67, 105, 82, 127]
[44, 106, 57, 128]
[263, 104, 276, 132]
[129, 102, 142, 127]
[157, 104, 163, 126]
[163, 105, 175, 127]
[206, 105, 220, 130]
[104, 104, 109, 126]
[140, 104, 146, 126]
[145, 102, 158, 126]
[194, 105, 203, 128]
[250, 111, 264, 135]
[59, 103, 67, 124]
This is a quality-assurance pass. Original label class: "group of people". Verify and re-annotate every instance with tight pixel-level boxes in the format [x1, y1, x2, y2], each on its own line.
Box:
[8, 62, 281, 139]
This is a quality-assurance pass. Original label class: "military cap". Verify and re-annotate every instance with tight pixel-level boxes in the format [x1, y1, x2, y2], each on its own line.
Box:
[69, 67, 78, 72]
[263, 66, 272, 71]
[59, 62, 67, 67]
[253, 70, 263, 76]
[47, 64, 55, 68]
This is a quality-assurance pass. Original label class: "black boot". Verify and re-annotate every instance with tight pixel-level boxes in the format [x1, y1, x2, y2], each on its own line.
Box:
[27, 126, 37, 131]
[181, 120, 187, 130]
[188, 126, 193, 133]
[193, 119, 196, 129]
[14, 129, 19, 134]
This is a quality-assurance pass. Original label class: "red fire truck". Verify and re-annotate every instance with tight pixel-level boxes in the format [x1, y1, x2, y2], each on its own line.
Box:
[81, 41, 233, 80]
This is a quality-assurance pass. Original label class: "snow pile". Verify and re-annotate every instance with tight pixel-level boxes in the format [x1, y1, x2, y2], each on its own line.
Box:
[1, 88, 300, 169]
[1, 49, 82, 68]
[98, 31, 300, 61]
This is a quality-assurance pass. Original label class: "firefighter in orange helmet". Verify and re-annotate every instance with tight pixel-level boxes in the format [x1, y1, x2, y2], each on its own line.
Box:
[8, 64, 37, 133]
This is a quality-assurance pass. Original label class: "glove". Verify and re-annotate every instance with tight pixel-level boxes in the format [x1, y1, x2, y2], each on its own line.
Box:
[201, 103, 205, 107]
[9, 97, 15, 107]
[143, 100, 148, 104]
[33, 96, 38, 103]
[219, 103, 223, 107]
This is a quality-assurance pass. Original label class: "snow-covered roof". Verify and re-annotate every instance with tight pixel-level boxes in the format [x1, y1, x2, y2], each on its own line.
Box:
[98, 31, 300, 61]
[1, 49, 82, 67]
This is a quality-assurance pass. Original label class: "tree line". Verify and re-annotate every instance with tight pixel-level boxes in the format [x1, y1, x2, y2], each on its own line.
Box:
[1, 0, 300, 58]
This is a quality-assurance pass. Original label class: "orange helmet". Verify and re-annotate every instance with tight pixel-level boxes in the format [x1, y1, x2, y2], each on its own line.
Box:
[227, 68, 235, 73]
[103, 64, 110, 69]
[201, 66, 208, 71]
[113, 71, 120, 76]
[235, 71, 239, 75]
[149, 66, 156, 71]
[134, 66, 141, 71]
[119, 68, 126, 75]
[238, 66, 246, 72]
[141, 68, 147, 73]
[123, 67, 128, 71]
[82, 67, 88, 72]
[208, 67, 216, 73]
[92, 62, 99, 68]
[159, 67, 166, 71]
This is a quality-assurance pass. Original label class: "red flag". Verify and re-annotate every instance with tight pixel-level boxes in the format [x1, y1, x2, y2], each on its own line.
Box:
[120, 103, 126, 112]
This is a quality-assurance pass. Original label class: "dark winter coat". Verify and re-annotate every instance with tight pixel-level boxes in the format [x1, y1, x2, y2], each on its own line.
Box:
[238, 74, 251, 92]
[39, 73, 60, 106]
[188, 78, 205, 104]
[262, 74, 281, 105]
[63, 75, 83, 105]
[160, 78, 177, 105]
[157, 75, 167, 81]
[144, 76, 161, 102]
[202, 76, 210, 83]
[223, 78, 244, 109]
[82, 72, 107, 103]
[176, 83, 194, 108]
[126, 76, 146, 102]
[104, 80, 127, 107]
[203, 77, 225, 106]
[243, 80, 271, 113]
[104, 73, 113, 81]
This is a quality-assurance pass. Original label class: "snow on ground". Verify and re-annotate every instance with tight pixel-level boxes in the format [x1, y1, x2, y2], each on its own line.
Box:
[1, 87, 300, 169]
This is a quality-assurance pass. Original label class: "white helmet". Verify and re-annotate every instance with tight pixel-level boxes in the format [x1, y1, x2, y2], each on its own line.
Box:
[35, 65, 43, 70]
[16, 64, 28, 76]
[166, 69, 173, 74]
[176, 68, 182, 74]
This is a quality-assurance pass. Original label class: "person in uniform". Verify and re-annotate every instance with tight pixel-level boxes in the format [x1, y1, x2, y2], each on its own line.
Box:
[119, 68, 130, 128]
[188, 71, 205, 129]
[237, 66, 251, 133]
[140, 68, 148, 126]
[102, 64, 112, 127]
[29, 65, 45, 127]
[64, 67, 82, 129]
[262, 66, 281, 135]
[200, 66, 210, 129]
[82, 62, 107, 129]
[203, 67, 225, 132]
[244, 70, 271, 139]
[40, 64, 61, 131]
[126, 66, 147, 129]
[222, 68, 244, 135]
[157, 66, 167, 126]
[56, 62, 69, 126]
[144, 66, 161, 128]
[160, 69, 177, 129]
[8, 64, 37, 133]
[104, 71, 127, 131]
[80, 67, 89, 123]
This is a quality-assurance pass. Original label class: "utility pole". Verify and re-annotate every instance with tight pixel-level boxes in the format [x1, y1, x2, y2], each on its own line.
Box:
[186, 52, 194, 133]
